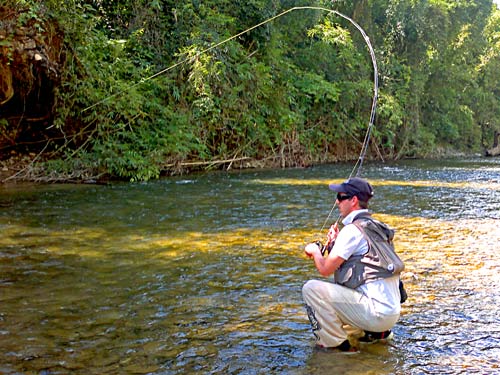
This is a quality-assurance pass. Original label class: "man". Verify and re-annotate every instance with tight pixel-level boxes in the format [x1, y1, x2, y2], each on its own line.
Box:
[302, 177, 402, 352]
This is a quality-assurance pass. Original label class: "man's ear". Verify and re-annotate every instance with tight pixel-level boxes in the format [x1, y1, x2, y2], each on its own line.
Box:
[351, 195, 360, 207]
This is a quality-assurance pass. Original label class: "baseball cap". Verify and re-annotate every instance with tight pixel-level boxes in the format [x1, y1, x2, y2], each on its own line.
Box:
[329, 177, 374, 202]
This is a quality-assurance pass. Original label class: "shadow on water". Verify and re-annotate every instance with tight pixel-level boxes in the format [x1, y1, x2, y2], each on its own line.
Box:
[1, 157, 499, 374]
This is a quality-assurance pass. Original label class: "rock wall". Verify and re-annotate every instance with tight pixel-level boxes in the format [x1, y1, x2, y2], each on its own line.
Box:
[0, 5, 64, 156]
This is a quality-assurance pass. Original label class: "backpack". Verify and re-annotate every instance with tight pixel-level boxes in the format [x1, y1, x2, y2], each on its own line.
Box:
[353, 214, 407, 303]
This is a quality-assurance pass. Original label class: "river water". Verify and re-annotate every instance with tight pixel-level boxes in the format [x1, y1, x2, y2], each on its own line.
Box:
[1, 158, 499, 374]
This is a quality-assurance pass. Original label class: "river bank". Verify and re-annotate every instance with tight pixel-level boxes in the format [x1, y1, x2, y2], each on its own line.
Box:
[0, 146, 484, 185]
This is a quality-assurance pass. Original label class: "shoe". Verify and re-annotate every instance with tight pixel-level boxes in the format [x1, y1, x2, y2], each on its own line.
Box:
[316, 340, 359, 354]
[358, 330, 394, 344]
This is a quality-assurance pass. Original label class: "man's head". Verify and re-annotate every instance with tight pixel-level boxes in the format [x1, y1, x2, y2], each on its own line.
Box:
[328, 177, 374, 211]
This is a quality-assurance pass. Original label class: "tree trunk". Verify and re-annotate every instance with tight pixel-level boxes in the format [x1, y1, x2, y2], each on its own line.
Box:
[485, 131, 500, 156]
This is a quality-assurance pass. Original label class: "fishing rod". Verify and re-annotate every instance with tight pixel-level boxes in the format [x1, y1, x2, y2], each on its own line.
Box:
[300, 9, 378, 241]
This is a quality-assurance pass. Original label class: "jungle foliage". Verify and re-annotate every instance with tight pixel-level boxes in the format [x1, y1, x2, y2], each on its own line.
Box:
[1, 0, 500, 181]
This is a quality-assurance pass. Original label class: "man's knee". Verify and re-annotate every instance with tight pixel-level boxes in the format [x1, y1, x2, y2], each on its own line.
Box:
[303, 279, 333, 307]
[302, 279, 320, 298]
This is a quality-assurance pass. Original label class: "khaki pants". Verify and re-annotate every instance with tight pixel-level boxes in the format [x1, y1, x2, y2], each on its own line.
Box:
[302, 279, 400, 348]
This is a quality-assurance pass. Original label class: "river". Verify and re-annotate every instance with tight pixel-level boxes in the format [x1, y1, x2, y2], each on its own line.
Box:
[1, 158, 499, 374]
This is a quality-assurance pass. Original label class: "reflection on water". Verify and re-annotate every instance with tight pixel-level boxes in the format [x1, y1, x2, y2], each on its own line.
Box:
[1, 158, 499, 374]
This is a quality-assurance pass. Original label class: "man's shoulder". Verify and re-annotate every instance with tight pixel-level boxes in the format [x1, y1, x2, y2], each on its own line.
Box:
[344, 209, 370, 225]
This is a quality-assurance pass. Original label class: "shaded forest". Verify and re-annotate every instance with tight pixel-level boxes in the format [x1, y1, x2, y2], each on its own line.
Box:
[1, 0, 499, 182]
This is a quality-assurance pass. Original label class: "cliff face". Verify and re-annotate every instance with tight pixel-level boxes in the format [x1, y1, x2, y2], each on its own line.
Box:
[0, 5, 64, 157]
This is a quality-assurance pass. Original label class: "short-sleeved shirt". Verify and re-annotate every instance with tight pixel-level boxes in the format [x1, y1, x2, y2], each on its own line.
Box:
[331, 209, 401, 316]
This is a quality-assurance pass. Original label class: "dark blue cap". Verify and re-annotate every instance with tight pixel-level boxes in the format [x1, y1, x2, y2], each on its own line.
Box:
[329, 177, 374, 202]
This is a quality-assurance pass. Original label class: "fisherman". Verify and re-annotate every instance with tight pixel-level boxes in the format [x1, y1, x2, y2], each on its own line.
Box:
[302, 177, 404, 352]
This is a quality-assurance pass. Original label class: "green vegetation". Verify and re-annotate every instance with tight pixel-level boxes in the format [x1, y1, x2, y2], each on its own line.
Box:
[1, 0, 499, 181]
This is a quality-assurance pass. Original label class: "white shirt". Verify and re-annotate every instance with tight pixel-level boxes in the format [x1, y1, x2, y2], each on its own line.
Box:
[331, 209, 401, 316]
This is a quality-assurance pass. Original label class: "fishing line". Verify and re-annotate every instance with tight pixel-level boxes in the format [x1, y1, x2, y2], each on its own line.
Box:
[80, 6, 378, 238]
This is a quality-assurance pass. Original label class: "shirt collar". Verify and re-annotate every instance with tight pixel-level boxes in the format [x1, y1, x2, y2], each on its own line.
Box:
[342, 209, 370, 225]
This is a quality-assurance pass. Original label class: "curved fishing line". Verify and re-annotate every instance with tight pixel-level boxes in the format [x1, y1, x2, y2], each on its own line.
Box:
[80, 6, 378, 237]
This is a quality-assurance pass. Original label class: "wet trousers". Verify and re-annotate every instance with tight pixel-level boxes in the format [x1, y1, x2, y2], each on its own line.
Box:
[302, 279, 400, 348]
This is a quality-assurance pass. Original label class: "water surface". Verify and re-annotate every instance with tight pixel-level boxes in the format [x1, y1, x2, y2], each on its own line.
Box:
[1, 158, 499, 374]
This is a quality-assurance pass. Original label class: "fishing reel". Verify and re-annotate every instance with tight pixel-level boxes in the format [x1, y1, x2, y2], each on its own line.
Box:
[314, 240, 333, 256]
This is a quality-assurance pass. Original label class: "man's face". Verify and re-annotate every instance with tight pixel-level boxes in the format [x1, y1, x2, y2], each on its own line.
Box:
[336, 193, 357, 217]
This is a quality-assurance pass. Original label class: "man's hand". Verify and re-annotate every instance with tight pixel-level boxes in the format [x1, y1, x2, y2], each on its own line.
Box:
[304, 242, 321, 258]
[326, 222, 339, 246]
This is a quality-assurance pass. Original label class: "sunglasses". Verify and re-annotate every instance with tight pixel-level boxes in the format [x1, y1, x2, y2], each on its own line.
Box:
[336, 193, 353, 201]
